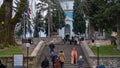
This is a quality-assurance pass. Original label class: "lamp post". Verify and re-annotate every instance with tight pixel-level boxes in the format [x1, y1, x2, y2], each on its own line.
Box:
[26, 43, 30, 68]
[96, 42, 100, 67]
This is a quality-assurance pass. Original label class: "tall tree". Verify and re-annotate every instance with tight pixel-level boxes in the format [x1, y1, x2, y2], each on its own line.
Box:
[43, 0, 65, 36]
[89, 0, 120, 49]
[0, 0, 6, 43]
[73, 0, 86, 34]
[0, 0, 28, 45]
[4, 0, 13, 44]
[33, 11, 44, 37]
[52, 1, 65, 31]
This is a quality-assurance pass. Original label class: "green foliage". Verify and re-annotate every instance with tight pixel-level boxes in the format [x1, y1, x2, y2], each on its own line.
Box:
[52, 7, 65, 31]
[52, 0, 65, 31]
[73, 0, 86, 34]
[89, 0, 120, 32]
[11, 0, 29, 38]
[0, 46, 22, 56]
[91, 45, 120, 56]
[0, 42, 10, 49]
[33, 23, 40, 37]
[27, 20, 32, 36]
[0, 0, 5, 22]
[11, 0, 27, 24]
[15, 18, 24, 36]
[16, 27, 23, 36]
[33, 12, 44, 37]
[77, 0, 120, 33]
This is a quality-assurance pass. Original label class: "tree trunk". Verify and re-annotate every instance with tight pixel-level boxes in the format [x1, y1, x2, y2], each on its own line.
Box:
[4, 0, 16, 45]
[117, 25, 120, 50]
[47, 9, 51, 37]
[88, 21, 94, 39]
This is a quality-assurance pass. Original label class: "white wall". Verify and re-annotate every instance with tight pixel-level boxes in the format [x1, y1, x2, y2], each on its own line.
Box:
[60, 20, 74, 39]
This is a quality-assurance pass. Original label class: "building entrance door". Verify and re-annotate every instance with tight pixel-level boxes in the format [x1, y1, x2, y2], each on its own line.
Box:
[65, 24, 70, 41]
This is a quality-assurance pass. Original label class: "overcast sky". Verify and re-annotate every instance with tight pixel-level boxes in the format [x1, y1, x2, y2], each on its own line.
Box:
[0, 0, 3, 7]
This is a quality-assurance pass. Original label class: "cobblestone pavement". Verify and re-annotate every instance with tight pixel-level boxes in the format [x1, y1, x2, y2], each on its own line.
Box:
[36, 41, 90, 68]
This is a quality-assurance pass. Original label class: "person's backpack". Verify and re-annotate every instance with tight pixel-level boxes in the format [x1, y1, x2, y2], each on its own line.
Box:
[59, 55, 64, 62]
[78, 59, 84, 65]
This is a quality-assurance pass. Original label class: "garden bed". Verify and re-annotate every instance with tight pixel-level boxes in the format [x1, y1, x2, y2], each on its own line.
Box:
[91, 45, 120, 56]
[0, 46, 22, 56]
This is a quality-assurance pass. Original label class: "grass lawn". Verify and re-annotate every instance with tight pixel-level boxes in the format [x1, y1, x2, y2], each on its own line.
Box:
[91, 45, 120, 56]
[0, 47, 22, 56]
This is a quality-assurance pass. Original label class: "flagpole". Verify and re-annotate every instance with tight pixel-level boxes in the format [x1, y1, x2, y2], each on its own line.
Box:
[26, 0, 29, 68]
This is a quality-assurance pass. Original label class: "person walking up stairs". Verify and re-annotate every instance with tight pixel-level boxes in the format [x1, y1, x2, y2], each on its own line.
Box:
[71, 47, 78, 64]
[36, 39, 90, 68]
[58, 51, 66, 68]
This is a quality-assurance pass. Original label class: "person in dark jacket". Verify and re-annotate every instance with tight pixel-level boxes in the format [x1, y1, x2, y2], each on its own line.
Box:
[78, 56, 84, 68]
[49, 41, 55, 54]
[63, 37, 66, 45]
[97, 65, 105, 68]
[50, 52, 58, 68]
[41, 57, 49, 68]
[0, 60, 6, 68]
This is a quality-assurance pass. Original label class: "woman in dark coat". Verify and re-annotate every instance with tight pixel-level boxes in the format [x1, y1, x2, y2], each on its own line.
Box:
[41, 57, 49, 68]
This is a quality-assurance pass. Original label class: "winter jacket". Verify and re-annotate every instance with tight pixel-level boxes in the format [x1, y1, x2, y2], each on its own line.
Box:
[41, 58, 49, 68]
[49, 43, 55, 49]
[59, 53, 66, 62]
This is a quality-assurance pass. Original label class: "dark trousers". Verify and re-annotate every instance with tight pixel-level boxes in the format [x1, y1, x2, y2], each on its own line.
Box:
[74, 57, 76, 64]
[52, 61, 55, 68]
[60, 62, 64, 68]
[50, 48, 54, 54]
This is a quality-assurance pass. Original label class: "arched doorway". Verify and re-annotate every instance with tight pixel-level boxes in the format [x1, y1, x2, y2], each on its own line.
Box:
[64, 24, 70, 41]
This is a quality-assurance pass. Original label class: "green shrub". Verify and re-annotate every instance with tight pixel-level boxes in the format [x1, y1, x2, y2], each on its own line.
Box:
[0, 44, 4, 49]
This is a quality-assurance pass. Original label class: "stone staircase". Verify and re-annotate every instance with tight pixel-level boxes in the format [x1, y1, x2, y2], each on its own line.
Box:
[36, 41, 90, 68]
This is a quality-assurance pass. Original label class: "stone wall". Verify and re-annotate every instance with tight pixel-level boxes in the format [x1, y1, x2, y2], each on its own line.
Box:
[81, 41, 120, 68]
[85, 39, 111, 46]
[0, 56, 36, 68]
[33, 37, 62, 45]
[90, 56, 120, 68]
[16, 37, 62, 45]
[0, 37, 62, 68]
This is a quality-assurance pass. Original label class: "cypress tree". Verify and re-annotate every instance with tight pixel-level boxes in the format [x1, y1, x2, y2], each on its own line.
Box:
[73, 0, 86, 34]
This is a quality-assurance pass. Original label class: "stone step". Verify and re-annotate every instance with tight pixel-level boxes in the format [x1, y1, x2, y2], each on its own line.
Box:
[36, 40, 90, 68]
[48, 64, 89, 67]
[37, 65, 90, 68]
[48, 65, 90, 68]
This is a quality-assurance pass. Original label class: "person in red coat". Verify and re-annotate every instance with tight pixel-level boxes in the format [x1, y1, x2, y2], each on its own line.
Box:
[54, 58, 61, 68]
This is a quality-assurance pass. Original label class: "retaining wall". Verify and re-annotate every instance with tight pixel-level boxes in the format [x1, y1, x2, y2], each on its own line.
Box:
[81, 41, 120, 68]
[0, 37, 62, 68]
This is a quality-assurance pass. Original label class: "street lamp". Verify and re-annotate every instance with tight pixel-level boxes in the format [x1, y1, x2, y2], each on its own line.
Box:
[26, 43, 30, 68]
[96, 42, 100, 67]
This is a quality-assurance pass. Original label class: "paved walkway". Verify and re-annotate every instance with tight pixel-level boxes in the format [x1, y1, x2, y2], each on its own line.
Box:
[36, 41, 90, 68]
